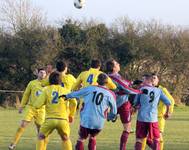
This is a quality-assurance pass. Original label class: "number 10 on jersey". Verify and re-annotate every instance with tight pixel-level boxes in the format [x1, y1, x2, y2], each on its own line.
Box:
[92, 91, 104, 105]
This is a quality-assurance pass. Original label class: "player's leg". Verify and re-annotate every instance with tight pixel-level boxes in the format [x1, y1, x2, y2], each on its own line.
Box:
[146, 136, 154, 149]
[57, 120, 72, 150]
[135, 121, 148, 150]
[9, 120, 30, 149]
[36, 133, 46, 150]
[88, 129, 101, 150]
[159, 133, 163, 150]
[149, 122, 160, 150]
[36, 119, 54, 150]
[75, 125, 89, 150]
[9, 106, 34, 149]
[35, 108, 48, 149]
[141, 138, 147, 150]
[120, 122, 131, 150]
[118, 102, 132, 150]
[135, 138, 146, 150]
[158, 117, 165, 150]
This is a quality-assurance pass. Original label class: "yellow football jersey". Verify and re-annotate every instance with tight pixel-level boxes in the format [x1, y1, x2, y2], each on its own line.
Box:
[21, 79, 45, 107]
[72, 68, 116, 90]
[60, 73, 76, 91]
[158, 85, 175, 117]
[41, 73, 76, 91]
[33, 85, 71, 119]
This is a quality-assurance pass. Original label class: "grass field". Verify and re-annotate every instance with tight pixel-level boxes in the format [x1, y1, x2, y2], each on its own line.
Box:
[0, 106, 189, 150]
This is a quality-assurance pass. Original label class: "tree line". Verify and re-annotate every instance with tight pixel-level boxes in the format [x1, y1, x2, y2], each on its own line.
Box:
[0, 0, 189, 106]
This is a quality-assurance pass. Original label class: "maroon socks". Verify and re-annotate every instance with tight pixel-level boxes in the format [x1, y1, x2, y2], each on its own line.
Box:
[120, 131, 129, 150]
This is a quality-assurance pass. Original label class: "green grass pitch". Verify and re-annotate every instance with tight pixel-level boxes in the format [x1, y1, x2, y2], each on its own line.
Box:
[0, 106, 189, 150]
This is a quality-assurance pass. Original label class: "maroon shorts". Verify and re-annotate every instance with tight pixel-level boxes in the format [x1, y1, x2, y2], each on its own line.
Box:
[117, 101, 132, 124]
[136, 121, 160, 140]
[79, 126, 101, 139]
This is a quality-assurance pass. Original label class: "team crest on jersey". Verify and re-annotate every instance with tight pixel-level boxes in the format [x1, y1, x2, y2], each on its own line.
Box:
[36, 90, 42, 96]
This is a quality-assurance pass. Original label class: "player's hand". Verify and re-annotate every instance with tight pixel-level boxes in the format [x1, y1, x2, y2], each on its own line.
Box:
[18, 107, 23, 114]
[68, 116, 74, 123]
[111, 115, 117, 122]
[164, 113, 170, 120]
[131, 107, 137, 115]
[107, 114, 117, 122]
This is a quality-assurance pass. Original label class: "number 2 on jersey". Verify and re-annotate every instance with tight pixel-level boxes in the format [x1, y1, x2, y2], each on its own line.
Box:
[52, 91, 59, 104]
[87, 74, 94, 84]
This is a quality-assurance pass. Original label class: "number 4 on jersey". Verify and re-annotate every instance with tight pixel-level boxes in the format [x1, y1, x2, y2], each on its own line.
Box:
[87, 74, 94, 84]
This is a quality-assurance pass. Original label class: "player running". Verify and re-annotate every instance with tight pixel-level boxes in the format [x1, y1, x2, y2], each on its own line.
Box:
[8, 68, 47, 150]
[60, 73, 117, 150]
[106, 59, 141, 150]
[133, 74, 171, 150]
[34, 71, 73, 150]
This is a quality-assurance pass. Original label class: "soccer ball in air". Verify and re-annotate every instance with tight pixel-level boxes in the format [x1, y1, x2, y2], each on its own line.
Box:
[74, 0, 85, 9]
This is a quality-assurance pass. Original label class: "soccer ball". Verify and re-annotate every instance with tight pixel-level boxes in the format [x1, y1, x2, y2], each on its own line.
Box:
[74, 0, 85, 9]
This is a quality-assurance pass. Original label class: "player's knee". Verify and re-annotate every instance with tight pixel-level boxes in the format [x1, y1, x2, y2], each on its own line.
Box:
[159, 132, 163, 141]
[61, 134, 70, 141]
[123, 124, 131, 132]
[154, 138, 160, 142]
[20, 120, 29, 128]
[89, 136, 96, 140]
[136, 138, 143, 143]
[38, 133, 45, 140]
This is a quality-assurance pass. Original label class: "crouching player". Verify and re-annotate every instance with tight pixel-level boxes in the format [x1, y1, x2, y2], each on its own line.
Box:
[9, 68, 47, 150]
[60, 73, 117, 150]
[134, 74, 171, 150]
[33, 71, 73, 150]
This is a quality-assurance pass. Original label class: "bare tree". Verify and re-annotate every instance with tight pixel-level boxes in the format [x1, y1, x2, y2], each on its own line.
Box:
[0, 0, 46, 33]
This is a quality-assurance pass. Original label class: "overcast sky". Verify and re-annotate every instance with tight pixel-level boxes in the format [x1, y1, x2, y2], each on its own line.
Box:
[32, 0, 189, 27]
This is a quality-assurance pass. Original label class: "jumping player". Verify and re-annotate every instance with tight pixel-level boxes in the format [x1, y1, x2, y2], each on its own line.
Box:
[106, 59, 141, 150]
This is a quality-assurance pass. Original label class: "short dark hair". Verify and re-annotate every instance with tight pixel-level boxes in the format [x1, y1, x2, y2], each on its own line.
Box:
[37, 68, 46, 72]
[56, 60, 67, 72]
[151, 73, 158, 77]
[132, 79, 143, 86]
[49, 71, 61, 85]
[106, 59, 115, 73]
[97, 73, 108, 86]
[91, 59, 101, 68]
[142, 73, 152, 80]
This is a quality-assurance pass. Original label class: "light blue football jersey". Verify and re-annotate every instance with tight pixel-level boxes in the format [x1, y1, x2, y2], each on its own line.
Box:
[134, 85, 171, 122]
[66, 85, 117, 129]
